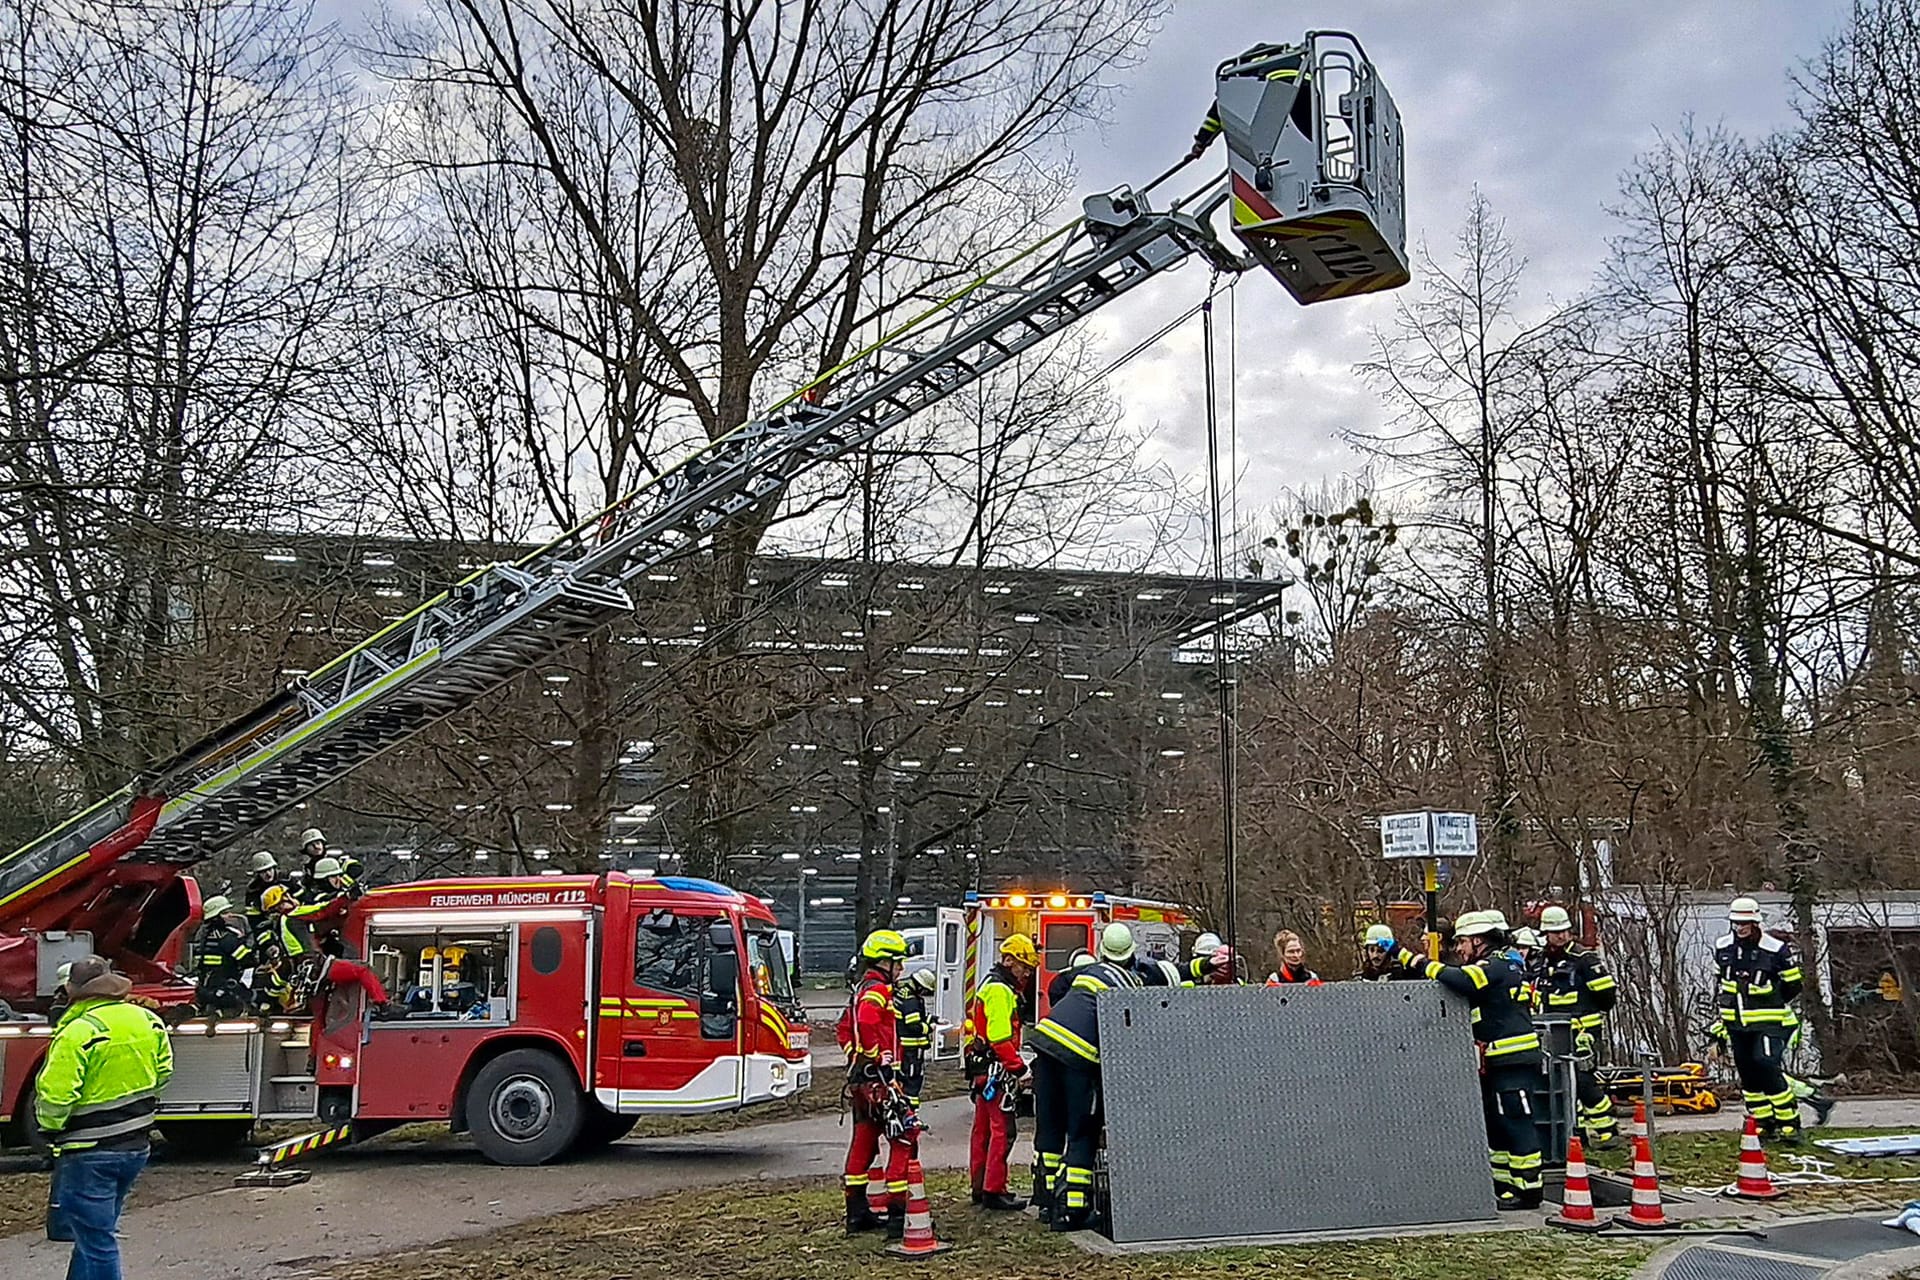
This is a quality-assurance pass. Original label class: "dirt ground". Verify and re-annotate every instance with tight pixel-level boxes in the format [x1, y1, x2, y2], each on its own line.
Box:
[0, 1156, 227, 1239]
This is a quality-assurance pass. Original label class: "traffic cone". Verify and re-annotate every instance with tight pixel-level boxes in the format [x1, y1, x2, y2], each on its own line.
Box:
[1547, 1135, 1603, 1232]
[1726, 1116, 1787, 1201]
[1630, 1099, 1649, 1143]
[885, 1159, 949, 1258]
[866, 1164, 888, 1219]
[1613, 1134, 1668, 1229]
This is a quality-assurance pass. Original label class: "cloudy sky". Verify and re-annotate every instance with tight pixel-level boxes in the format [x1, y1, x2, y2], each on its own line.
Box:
[1064, 0, 1853, 527]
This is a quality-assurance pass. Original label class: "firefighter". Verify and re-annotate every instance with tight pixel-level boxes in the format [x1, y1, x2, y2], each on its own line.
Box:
[1714, 896, 1819, 1140]
[965, 932, 1037, 1210]
[296, 827, 363, 889]
[1186, 931, 1222, 982]
[1030, 923, 1175, 1230]
[191, 896, 253, 1019]
[894, 966, 936, 1108]
[249, 885, 309, 1014]
[1047, 949, 1094, 1006]
[1389, 910, 1544, 1209]
[1185, 53, 1310, 160]
[243, 851, 279, 932]
[1266, 930, 1322, 984]
[835, 929, 917, 1237]
[1535, 905, 1619, 1145]
[1354, 924, 1418, 981]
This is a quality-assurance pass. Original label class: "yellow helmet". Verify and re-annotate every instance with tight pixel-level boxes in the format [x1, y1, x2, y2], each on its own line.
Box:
[261, 885, 289, 911]
[999, 933, 1039, 967]
[861, 929, 908, 961]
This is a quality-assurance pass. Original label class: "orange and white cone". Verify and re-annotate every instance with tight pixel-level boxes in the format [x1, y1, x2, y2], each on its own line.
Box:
[886, 1159, 949, 1258]
[866, 1164, 888, 1219]
[1727, 1116, 1787, 1201]
[1630, 1099, 1649, 1143]
[1547, 1135, 1603, 1232]
[1614, 1134, 1668, 1229]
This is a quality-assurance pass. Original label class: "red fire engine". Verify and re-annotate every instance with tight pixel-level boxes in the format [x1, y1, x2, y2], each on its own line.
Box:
[0, 873, 809, 1164]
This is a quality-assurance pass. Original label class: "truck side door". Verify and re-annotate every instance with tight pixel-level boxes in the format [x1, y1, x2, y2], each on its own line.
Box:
[608, 906, 742, 1110]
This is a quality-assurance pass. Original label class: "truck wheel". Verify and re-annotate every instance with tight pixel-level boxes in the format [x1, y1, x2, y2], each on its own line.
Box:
[572, 1101, 638, 1154]
[466, 1049, 583, 1166]
[158, 1119, 253, 1159]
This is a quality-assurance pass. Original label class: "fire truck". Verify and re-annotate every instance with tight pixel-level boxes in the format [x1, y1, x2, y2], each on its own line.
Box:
[0, 873, 808, 1164]
[927, 890, 1192, 1055]
[0, 31, 1406, 1163]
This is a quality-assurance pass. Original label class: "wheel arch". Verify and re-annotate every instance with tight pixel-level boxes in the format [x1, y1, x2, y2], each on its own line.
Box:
[448, 1032, 584, 1134]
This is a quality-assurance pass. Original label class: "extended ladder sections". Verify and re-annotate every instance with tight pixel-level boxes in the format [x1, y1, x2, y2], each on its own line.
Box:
[0, 30, 1411, 933]
[0, 186, 1245, 924]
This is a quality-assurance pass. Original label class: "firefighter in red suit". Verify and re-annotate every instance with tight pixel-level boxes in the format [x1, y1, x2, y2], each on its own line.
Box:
[965, 932, 1037, 1209]
[836, 929, 916, 1237]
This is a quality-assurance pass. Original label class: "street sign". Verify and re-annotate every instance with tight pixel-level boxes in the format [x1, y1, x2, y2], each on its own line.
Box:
[1380, 812, 1432, 860]
[1432, 812, 1479, 859]
[1379, 811, 1479, 860]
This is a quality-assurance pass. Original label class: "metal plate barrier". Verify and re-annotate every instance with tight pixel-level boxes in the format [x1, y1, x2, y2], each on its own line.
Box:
[1537, 1016, 1577, 1165]
[1098, 983, 1497, 1243]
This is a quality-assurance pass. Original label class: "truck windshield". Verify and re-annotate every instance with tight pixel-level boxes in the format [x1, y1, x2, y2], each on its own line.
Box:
[747, 928, 796, 1006]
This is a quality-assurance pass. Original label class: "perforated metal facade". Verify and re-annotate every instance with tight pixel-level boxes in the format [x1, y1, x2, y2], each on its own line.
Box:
[1098, 982, 1497, 1242]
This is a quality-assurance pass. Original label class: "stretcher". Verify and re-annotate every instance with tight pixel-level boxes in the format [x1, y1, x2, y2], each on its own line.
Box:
[1594, 1061, 1721, 1114]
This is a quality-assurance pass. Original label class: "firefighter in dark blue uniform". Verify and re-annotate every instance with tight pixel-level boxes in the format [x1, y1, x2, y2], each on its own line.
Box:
[1714, 896, 1822, 1139]
[1534, 904, 1619, 1144]
[1028, 923, 1174, 1230]
[1390, 909, 1544, 1209]
[893, 966, 935, 1108]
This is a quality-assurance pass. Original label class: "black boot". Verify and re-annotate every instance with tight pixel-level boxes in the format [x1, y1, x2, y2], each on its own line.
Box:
[1497, 1189, 1543, 1212]
[1810, 1094, 1836, 1126]
[981, 1191, 1024, 1211]
[970, 1187, 984, 1205]
[844, 1196, 885, 1236]
[885, 1203, 906, 1241]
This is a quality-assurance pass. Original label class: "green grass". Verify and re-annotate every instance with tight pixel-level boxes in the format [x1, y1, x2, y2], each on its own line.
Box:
[322, 1171, 1660, 1280]
[1589, 1126, 1920, 1199]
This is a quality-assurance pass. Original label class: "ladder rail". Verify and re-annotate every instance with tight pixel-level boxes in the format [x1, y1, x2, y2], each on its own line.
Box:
[0, 184, 1243, 922]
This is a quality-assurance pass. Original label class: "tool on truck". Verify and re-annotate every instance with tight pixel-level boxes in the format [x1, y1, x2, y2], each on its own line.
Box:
[0, 29, 1405, 1162]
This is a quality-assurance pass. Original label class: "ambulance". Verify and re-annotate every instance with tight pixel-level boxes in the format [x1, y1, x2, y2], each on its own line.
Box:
[927, 889, 1191, 1057]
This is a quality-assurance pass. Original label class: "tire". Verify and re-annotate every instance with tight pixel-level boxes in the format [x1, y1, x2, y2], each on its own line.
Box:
[571, 1101, 638, 1154]
[158, 1119, 253, 1159]
[465, 1049, 584, 1166]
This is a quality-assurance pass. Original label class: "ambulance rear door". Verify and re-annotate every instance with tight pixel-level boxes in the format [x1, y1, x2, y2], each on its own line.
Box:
[932, 907, 966, 1057]
[1035, 912, 1095, 1020]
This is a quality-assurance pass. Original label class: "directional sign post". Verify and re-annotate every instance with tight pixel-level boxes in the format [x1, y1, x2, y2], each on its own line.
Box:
[1378, 810, 1479, 959]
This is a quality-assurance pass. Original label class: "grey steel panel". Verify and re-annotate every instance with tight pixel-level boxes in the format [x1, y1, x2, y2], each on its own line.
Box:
[1098, 983, 1497, 1242]
[1661, 1248, 1822, 1280]
[156, 1031, 259, 1113]
[1762, 1214, 1918, 1261]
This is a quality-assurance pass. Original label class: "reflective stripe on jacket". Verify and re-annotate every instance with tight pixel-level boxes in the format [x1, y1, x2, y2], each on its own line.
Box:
[1396, 948, 1541, 1066]
[36, 997, 174, 1152]
[1537, 943, 1617, 1031]
[1715, 932, 1803, 1028]
[965, 966, 1025, 1070]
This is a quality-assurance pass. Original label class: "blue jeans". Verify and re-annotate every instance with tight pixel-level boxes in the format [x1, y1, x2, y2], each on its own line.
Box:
[55, 1147, 147, 1280]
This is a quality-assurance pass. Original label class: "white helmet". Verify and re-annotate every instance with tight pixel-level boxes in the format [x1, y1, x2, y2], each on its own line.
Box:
[1156, 958, 1184, 986]
[1511, 927, 1542, 949]
[1539, 905, 1573, 932]
[1099, 922, 1135, 961]
[1363, 923, 1395, 947]
[1192, 931, 1222, 958]
[1482, 910, 1511, 933]
[1728, 896, 1764, 924]
[312, 856, 344, 879]
[1071, 950, 1097, 969]
[300, 828, 326, 848]
[201, 895, 233, 918]
[1453, 910, 1498, 939]
[906, 966, 937, 994]
[248, 851, 278, 873]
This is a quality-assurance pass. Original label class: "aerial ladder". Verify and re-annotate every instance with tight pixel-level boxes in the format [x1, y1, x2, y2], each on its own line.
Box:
[0, 32, 1408, 1002]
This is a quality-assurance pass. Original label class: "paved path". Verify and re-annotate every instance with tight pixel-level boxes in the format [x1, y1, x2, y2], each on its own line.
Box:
[9, 1095, 1920, 1279]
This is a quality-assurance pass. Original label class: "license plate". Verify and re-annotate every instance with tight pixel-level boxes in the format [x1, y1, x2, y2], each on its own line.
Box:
[788, 1031, 810, 1051]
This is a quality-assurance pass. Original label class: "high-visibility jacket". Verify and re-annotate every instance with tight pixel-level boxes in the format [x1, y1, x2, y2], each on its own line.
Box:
[835, 968, 897, 1069]
[1394, 947, 1541, 1068]
[1714, 932, 1803, 1029]
[1030, 958, 1170, 1066]
[1536, 943, 1617, 1033]
[36, 997, 174, 1153]
[964, 964, 1025, 1071]
[258, 911, 311, 961]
